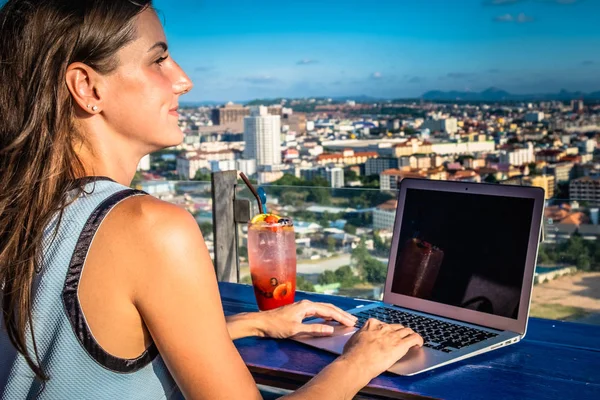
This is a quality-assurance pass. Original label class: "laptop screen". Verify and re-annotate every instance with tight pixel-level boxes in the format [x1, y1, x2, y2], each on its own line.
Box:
[390, 187, 535, 320]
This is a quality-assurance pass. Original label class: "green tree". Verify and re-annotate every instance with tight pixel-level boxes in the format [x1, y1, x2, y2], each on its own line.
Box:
[484, 174, 498, 184]
[351, 238, 369, 276]
[373, 233, 391, 256]
[318, 270, 337, 285]
[592, 242, 600, 270]
[320, 212, 333, 228]
[556, 182, 570, 200]
[198, 222, 213, 237]
[327, 237, 336, 252]
[334, 265, 361, 288]
[193, 170, 211, 181]
[238, 245, 248, 259]
[358, 174, 380, 189]
[403, 127, 417, 136]
[271, 174, 305, 186]
[297, 276, 315, 292]
[537, 246, 552, 264]
[131, 171, 144, 186]
[345, 169, 358, 181]
[560, 233, 592, 271]
[363, 257, 388, 284]
[528, 162, 538, 175]
[293, 210, 318, 222]
[307, 187, 332, 205]
[309, 176, 331, 187]
[344, 224, 357, 234]
[281, 190, 308, 207]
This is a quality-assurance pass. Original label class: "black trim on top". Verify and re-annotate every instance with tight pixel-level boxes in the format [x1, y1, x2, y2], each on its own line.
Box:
[62, 188, 159, 373]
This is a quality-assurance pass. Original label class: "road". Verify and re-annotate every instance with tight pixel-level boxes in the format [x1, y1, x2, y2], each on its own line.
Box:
[297, 254, 352, 274]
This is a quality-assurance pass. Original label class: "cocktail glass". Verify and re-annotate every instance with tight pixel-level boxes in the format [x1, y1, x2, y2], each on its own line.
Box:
[247, 216, 296, 311]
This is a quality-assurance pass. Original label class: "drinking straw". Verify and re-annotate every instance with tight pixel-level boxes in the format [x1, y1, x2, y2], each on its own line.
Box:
[258, 187, 268, 214]
[239, 172, 263, 214]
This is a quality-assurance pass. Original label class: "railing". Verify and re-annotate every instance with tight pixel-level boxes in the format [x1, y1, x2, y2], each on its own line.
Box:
[134, 176, 600, 326]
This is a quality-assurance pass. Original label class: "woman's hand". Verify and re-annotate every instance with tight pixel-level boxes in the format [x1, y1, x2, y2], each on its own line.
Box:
[255, 299, 358, 339]
[340, 318, 424, 380]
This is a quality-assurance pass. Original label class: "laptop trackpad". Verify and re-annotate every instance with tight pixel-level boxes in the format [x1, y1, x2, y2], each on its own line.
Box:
[296, 320, 357, 339]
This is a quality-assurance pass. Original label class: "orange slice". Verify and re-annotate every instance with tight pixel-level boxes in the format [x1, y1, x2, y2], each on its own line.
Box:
[250, 213, 280, 224]
[273, 282, 292, 300]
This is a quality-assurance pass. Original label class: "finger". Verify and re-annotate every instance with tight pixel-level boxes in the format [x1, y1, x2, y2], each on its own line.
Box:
[394, 327, 415, 339]
[296, 323, 335, 337]
[316, 302, 358, 325]
[364, 318, 384, 329]
[388, 323, 405, 330]
[400, 332, 424, 348]
[304, 303, 358, 327]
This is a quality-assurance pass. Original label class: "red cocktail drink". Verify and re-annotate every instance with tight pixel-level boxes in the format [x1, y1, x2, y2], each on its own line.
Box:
[247, 215, 296, 311]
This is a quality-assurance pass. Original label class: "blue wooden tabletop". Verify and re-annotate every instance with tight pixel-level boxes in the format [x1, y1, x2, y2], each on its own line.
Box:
[219, 282, 600, 400]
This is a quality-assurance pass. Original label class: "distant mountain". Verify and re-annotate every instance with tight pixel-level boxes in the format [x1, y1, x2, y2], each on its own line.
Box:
[422, 87, 600, 101]
[330, 94, 383, 102]
[180, 100, 225, 107]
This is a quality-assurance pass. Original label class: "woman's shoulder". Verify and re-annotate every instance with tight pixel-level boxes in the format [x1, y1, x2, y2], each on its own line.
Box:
[108, 194, 202, 246]
[86, 192, 208, 296]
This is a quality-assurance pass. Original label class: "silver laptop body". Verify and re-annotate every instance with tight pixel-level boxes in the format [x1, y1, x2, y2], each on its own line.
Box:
[294, 178, 545, 375]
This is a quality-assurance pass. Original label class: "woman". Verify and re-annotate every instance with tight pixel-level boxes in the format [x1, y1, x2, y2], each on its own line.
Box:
[0, 1, 423, 398]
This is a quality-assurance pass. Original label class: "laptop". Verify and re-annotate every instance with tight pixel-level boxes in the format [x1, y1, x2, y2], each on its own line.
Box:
[293, 178, 545, 375]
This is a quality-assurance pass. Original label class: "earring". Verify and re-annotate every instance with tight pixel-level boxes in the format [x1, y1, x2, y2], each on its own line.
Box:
[87, 105, 98, 112]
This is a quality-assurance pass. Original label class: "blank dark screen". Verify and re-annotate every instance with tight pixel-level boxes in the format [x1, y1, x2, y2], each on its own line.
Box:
[391, 188, 535, 319]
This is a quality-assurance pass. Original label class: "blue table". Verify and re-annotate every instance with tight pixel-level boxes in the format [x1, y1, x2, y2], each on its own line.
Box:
[219, 282, 600, 399]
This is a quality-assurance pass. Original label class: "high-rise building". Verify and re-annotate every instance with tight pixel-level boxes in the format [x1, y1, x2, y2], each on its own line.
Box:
[500, 175, 554, 199]
[545, 162, 574, 185]
[243, 106, 282, 167]
[373, 200, 398, 231]
[421, 118, 458, 135]
[379, 169, 425, 191]
[529, 175, 556, 200]
[324, 167, 345, 188]
[499, 143, 535, 166]
[525, 112, 545, 123]
[571, 99, 585, 113]
[365, 157, 400, 176]
[211, 102, 250, 125]
[570, 177, 600, 207]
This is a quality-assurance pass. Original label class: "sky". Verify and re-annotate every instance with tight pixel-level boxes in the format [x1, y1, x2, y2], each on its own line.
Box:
[153, 0, 600, 102]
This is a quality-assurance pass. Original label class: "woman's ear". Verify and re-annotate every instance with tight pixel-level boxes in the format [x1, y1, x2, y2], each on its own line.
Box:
[65, 63, 104, 114]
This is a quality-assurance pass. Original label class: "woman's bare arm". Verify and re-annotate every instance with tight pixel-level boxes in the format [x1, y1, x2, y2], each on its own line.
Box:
[123, 197, 262, 399]
[111, 196, 421, 400]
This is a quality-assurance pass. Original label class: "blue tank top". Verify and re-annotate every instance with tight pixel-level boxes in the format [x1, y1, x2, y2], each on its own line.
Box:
[0, 178, 182, 399]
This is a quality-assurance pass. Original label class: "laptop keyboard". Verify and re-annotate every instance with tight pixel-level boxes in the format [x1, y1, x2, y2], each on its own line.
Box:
[353, 306, 499, 353]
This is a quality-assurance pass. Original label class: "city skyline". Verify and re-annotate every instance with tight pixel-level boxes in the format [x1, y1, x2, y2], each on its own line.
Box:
[155, 0, 600, 102]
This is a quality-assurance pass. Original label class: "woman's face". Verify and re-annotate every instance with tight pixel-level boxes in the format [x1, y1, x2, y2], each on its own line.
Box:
[101, 8, 193, 154]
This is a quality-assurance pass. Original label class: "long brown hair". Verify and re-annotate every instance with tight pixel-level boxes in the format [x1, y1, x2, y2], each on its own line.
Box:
[0, 0, 153, 381]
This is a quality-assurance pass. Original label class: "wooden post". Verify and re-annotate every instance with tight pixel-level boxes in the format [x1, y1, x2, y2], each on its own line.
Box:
[211, 171, 239, 282]
[211, 171, 251, 283]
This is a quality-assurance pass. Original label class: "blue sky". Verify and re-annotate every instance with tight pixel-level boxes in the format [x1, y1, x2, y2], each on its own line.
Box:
[153, 0, 600, 102]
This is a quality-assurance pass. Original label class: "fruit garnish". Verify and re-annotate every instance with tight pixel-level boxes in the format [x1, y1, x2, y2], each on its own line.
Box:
[251, 214, 267, 224]
[250, 213, 280, 224]
[270, 277, 278, 287]
[264, 214, 279, 224]
[273, 282, 292, 300]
